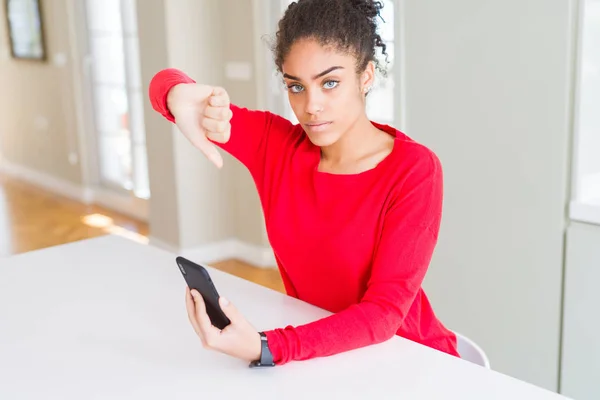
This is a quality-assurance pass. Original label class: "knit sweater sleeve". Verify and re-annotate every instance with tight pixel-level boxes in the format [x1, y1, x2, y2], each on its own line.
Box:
[148, 68, 295, 180]
[263, 150, 444, 364]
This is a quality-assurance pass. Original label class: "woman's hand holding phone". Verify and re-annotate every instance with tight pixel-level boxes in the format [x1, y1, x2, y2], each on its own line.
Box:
[185, 287, 262, 363]
[167, 83, 233, 169]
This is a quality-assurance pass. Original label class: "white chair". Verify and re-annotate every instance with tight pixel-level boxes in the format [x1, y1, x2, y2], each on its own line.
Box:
[455, 331, 491, 369]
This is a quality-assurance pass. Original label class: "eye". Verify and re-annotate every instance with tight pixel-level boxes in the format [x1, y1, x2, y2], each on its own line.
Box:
[323, 80, 339, 89]
[287, 84, 304, 93]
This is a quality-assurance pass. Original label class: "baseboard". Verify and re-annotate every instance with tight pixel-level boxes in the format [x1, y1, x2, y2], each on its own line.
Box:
[0, 158, 90, 203]
[0, 159, 148, 221]
[231, 238, 277, 268]
[149, 236, 277, 269]
[182, 239, 239, 265]
[184, 238, 277, 268]
[91, 187, 148, 221]
[148, 236, 181, 254]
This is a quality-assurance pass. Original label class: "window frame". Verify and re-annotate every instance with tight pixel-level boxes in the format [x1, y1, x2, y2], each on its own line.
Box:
[569, 0, 600, 226]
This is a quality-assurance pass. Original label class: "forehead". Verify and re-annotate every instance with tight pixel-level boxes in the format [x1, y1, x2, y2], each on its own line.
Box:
[282, 38, 354, 77]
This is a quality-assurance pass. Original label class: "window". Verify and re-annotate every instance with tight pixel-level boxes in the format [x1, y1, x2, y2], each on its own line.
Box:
[84, 0, 149, 200]
[366, 0, 395, 125]
[277, 0, 397, 126]
[570, 0, 600, 225]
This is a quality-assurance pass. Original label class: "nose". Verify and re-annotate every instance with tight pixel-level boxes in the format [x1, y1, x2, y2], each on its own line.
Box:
[305, 89, 324, 115]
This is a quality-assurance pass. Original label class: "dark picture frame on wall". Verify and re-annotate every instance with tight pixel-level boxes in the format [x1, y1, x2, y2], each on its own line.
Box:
[4, 0, 46, 61]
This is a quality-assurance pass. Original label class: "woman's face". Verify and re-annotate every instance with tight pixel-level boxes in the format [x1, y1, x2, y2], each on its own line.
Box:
[281, 38, 374, 147]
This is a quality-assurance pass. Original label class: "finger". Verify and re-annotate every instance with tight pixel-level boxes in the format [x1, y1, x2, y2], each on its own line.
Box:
[206, 132, 230, 145]
[209, 87, 229, 107]
[204, 105, 232, 121]
[185, 288, 202, 336]
[203, 106, 231, 144]
[202, 121, 231, 144]
[218, 297, 240, 323]
[176, 115, 224, 168]
[185, 288, 203, 340]
[201, 117, 229, 136]
[191, 290, 218, 342]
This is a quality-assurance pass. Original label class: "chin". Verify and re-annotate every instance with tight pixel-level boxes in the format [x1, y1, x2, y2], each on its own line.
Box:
[303, 134, 331, 146]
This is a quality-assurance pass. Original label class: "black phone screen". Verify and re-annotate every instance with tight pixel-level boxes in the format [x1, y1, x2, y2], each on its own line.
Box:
[176, 256, 231, 330]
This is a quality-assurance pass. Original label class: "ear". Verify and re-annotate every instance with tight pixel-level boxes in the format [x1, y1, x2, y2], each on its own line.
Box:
[359, 61, 376, 95]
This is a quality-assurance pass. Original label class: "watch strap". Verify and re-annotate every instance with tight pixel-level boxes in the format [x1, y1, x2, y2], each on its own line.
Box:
[249, 331, 275, 368]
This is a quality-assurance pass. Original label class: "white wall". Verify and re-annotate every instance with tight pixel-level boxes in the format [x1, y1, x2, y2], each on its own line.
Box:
[136, 0, 182, 247]
[400, 0, 574, 391]
[137, 0, 234, 252]
[136, 0, 272, 265]
[164, 0, 237, 250]
[0, 0, 83, 185]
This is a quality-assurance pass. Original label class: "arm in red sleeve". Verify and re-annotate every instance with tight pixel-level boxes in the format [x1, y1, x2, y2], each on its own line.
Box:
[148, 68, 296, 177]
[263, 151, 444, 365]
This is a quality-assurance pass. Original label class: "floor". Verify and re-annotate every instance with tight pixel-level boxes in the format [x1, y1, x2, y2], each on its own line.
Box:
[0, 173, 285, 293]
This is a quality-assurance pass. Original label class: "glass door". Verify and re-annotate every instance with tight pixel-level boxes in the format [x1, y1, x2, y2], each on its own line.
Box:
[84, 0, 149, 200]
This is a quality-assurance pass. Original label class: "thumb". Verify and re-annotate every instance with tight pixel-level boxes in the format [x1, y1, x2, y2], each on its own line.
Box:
[191, 136, 223, 169]
[175, 112, 224, 168]
[219, 297, 240, 321]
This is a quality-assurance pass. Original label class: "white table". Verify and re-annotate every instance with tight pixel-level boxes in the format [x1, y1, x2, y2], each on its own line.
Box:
[0, 235, 569, 399]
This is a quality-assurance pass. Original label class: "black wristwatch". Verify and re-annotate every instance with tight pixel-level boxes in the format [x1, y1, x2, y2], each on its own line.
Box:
[249, 332, 275, 368]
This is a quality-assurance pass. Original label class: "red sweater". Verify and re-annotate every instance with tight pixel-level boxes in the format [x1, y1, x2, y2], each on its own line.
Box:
[149, 68, 460, 364]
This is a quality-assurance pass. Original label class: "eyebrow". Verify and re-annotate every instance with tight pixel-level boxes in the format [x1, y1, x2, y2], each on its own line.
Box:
[283, 66, 344, 81]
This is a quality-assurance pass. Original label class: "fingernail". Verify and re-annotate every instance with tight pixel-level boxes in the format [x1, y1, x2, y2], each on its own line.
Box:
[221, 297, 229, 306]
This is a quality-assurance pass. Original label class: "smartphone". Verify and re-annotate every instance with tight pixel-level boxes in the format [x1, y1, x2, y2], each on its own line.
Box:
[175, 256, 231, 330]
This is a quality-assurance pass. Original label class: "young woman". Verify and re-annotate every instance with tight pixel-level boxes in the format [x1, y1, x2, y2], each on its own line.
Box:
[149, 0, 460, 366]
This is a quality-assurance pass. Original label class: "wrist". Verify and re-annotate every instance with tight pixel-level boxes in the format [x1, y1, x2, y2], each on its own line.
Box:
[166, 83, 185, 115]
[150, 68, 195, 121]
[250, 331, 262, 362]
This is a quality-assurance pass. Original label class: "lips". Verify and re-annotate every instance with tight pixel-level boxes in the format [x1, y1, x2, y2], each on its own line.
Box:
[304, 121, 332, 133]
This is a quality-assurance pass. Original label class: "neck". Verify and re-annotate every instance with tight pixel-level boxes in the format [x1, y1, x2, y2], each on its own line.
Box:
[320, 114, 382, 164]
